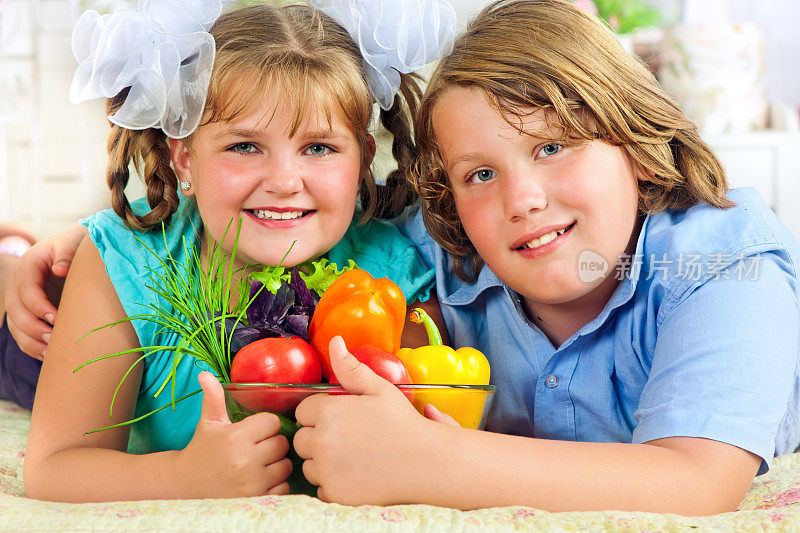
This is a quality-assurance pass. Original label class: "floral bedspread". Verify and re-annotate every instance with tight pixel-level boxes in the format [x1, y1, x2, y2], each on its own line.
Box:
[2, 400, 800, 532]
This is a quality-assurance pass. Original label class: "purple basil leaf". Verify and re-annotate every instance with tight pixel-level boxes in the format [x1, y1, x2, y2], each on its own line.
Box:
[290, 268, 319, 312]
[229, 325, 268, 355]
[247, 281, 276, 325]
[286, 314, 310, 338]
[240, 267, 318, 348]
[258, 325, 295, 339]
[266, 284, 295, 325]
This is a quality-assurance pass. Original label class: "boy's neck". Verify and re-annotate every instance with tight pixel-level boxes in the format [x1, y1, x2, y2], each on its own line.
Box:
[522, 216, 644, 348]
[521, 270, 622, 348]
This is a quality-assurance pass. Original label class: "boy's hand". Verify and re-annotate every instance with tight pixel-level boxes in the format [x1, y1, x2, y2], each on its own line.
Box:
[423, 403, 461, 427]
[175, 371, 292, 498]
[294, 336, 444, 505]
[4, 223, 87, 359]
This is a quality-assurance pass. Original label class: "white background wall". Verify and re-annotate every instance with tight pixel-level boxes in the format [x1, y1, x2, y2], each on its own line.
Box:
[0, 0, 112, 237]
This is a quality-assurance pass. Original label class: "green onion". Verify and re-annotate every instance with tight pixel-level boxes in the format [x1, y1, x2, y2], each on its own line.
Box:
[76, 217, 265, 431]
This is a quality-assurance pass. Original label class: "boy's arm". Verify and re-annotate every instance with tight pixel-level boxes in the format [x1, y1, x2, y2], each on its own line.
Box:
[408, 427, 759, 513]
[4, 222, 88, 358]
[295, 339, 760, 514]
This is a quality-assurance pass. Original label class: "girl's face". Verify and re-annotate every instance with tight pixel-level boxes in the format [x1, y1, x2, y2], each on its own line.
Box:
[171, 88, 372, 268]
[433, 86, 641, 317]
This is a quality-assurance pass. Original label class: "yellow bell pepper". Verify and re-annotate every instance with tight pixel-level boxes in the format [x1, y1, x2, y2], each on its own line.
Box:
[396, 308, 491, 429]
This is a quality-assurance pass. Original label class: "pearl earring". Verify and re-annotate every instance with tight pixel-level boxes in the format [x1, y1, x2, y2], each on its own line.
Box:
[180, 180, 191, 191]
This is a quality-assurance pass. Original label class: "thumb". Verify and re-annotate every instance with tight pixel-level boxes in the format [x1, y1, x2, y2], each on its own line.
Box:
[51, 243, 76, 278]
[423, 404, 461, 427]
[51, 223, 86, 278]
[329, 336, 387, 396]
[197, 371, 231, 425]
[51, 260, 71, 278]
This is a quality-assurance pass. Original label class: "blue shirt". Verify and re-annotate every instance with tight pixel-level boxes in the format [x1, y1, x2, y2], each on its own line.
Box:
[400, 188, 800, 475]
[82, 195, 434, 453]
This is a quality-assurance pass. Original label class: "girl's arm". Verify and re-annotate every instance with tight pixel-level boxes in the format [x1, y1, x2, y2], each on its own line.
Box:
[294, 339, 760, 514]
[24, 237, 292, 502]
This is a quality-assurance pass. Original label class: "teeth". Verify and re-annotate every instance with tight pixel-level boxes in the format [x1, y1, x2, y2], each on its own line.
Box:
[524, 227, 568, 249]
[253, 209, 305, 220]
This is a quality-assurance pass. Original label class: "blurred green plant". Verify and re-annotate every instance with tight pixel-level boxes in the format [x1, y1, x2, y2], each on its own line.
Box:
[592, 0, 661, 34]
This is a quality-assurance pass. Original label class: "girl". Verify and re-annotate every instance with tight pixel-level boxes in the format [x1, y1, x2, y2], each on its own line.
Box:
[22, 1, 452, 502]
[289, 0, 800, 515]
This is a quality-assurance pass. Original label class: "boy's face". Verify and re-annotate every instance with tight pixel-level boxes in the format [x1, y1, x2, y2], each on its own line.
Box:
[171, 87, 372, 268]
[433, 86, 641, 318]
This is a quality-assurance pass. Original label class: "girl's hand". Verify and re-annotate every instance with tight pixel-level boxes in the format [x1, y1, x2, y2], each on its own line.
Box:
[4, 223, 87, 359]
[294, 336, 445, 505]
[176, 371, 292, 498]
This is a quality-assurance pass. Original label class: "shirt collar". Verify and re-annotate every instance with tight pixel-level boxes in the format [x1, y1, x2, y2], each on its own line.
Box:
[440, 258, 505, 306]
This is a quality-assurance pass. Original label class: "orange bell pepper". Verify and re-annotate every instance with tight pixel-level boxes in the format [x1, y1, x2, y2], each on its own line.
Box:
[308, 269, 406, 379]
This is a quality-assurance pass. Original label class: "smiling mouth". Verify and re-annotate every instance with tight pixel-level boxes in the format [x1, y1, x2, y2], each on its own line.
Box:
[247, 209, 313, 221]
[515, 222, 576, 250]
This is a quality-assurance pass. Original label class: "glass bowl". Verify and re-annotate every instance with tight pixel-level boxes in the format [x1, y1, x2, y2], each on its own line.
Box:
[222, 383, 497, 430]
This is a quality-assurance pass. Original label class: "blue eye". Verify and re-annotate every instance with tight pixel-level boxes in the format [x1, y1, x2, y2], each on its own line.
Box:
[306, 144, 331, 156]
[537, 143, 562, 158]
[469, 168, 496, 183]
[230, 142, 257, 154]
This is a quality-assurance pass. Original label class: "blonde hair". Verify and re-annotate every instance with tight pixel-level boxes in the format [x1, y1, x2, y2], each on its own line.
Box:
[412, 0, 733, 282]
[106, 4, 422, 231]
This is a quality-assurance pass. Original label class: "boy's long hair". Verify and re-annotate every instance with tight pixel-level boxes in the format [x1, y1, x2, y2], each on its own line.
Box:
[412, 0, 732, 283]
[106, 4, 422, 232]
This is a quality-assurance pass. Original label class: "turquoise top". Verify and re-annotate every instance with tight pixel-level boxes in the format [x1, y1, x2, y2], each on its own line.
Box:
[81, 195, 434, 453]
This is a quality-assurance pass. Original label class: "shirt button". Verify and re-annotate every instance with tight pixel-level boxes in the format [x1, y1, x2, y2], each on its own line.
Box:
[545, 374, 559, 388]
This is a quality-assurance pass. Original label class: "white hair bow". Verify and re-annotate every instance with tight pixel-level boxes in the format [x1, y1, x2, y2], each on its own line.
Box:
[69, 0, 229, 138]
[310, 0, 457, 110]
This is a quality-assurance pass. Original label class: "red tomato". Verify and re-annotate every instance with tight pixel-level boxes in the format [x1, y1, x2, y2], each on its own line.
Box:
[230, 337, 322, 414]
[328, 344, 412, 385]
